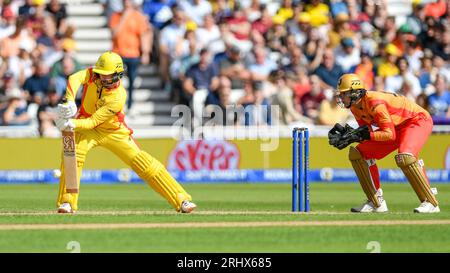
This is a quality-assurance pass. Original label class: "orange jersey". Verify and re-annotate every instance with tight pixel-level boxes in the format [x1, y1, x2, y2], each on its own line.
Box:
[350, 91, 431, 142]
[64, 68, 132, 136]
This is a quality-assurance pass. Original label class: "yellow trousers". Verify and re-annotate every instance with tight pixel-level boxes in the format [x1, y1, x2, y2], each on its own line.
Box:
[57, 129, 192, 212]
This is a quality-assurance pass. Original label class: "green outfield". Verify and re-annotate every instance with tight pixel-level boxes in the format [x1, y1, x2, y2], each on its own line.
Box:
[0, 183, 449, 253]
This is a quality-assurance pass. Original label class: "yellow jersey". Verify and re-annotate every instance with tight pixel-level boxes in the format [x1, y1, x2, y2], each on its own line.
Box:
[64, 67, 132, 135]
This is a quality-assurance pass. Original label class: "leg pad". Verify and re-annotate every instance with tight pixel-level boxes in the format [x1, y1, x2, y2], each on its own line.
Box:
[131, 151, 191, 211]
[349, 147, 381, 207]
[395, 153, 438, 206]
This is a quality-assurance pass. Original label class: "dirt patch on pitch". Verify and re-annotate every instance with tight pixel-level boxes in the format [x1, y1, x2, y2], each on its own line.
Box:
[0, 220, 449, 230]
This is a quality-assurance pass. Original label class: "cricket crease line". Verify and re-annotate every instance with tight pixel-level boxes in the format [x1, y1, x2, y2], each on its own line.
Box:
[0, 210, 355, 216]
[0, 220, 450, 230]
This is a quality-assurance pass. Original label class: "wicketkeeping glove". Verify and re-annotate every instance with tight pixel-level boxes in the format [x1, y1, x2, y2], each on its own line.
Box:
[58, 101, 77, 119]
[328, 123, 352, 146]
[334, 125, 371, 150]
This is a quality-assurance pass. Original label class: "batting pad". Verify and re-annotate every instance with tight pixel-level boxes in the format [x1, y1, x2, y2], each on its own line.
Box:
[131, 151, 191, 211]
[395, 153, 438, 207]
[348, 147, 381, 207]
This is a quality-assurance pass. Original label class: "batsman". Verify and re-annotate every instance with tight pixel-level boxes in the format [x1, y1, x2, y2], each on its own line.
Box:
[55, 51, 197, 213]
[328, 73, 439, 213]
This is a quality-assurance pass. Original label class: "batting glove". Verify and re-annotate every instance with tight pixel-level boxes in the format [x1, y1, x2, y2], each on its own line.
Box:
[55, 118, 75, 131]
[58, 101, 77, 119]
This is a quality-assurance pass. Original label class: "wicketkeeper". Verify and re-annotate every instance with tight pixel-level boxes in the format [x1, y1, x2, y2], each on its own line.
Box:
[328, 73, 439, 213]
[55, 51, 196, 213]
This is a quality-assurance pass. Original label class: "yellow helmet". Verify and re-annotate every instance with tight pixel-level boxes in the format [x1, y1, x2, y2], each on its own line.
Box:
[93, 51, 124, 75]
[336, 73, 365, 93]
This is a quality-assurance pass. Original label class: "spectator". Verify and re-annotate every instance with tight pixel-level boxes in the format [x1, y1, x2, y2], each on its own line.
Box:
[300, 74, 326, 121]
[37, 88, 60, 137]
[7, 41, 34, 86]
[50, 54, 81, 96]
[241, 80, 271, 126]
[428, 74, 450, 124]
[266, 15, 288, 54]
[406, 2, 426, 36]
[317, 88, 351, 125]
[159, 7, 186, 90]
[377, 43, 401, 78]
[0, 72, 17, 99]
[99, 0, 124, 20]
[283, 47, 308, 73]
[433, 55, 450, 84]
[204, 75, 234, 125]
[251, 4, 273, 36]
[328, 12, 354, 49]
[247, 45, 277, 82]
[142, 0, 176, 30]
[179, 0, 212, 26]
[269, 70, 310, 125]
[359, 22, 377, 57]
[418, 55, 437, 90]
[404, 38, 424, 75]
[226, 3, 252, 54]
[424, 0, 446, 20]
[18, 0, 38, 18]
[305, 0, 330, 28]
[0, 17, 36, 61]
[351, 52, 375, 90]
[22, 60, 50, 103]
[0, 4, 17, 40]
[385, 57, 421, 98]
[275, 0, 294, 22]
[212, 0, 233, 22]
[380, 16, 397, 44]
[45, 0, 68, 35]
[0, 88, 31, 126]
[109, 0, 153, 111]
[26, 0, 47, 39]
[218, 45, 251, 89]
[334, 37, 360, 73]
[196, 14, 222, 55]
[314, 48, 344, 89]
[182, 48, 219, 106]
[286, 12, 311, 48]
[244, 0, 262, 23]
[435, 29, 450, 61]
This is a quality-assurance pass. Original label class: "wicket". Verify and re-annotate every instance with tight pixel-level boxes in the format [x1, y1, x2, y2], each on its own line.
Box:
[292, 127, 310, 212]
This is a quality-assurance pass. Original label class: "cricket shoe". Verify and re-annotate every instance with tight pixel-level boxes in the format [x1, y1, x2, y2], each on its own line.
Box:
[57, 202, 74, 214]
[414, 201, 440, 213]
[351, 189, 388, 213]
[351, 199, 388, 213]
[180, 200, 197, 213]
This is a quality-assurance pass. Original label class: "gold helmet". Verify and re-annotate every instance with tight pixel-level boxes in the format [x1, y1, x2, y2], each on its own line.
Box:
[336, 73, 365, 93]
[93, 51, 124, 89]
[335, 74, 366, 108]
[93, 51, 124, 75]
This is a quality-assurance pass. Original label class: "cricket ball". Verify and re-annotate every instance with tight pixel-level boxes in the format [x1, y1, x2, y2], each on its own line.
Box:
[53, 169, 62, 178]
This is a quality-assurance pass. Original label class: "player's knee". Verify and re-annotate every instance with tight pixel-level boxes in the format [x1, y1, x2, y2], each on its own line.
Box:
[131, 151, 163, 178]
[395, 153, 416, 168]
[348, 146, 362, 161]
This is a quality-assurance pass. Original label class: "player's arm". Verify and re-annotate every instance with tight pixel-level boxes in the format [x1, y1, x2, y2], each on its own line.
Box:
[72, 98, 124, 130]
[57, 69, 91, 119]
[370, 103, 396, 141]
[64, 69, 91, 102]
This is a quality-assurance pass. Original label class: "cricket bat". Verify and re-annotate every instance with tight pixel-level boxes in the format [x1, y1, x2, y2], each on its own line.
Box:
[61, 99, 78, 193]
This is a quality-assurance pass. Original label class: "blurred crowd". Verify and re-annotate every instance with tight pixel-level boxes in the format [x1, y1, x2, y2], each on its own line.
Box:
[0, 0, 81, 136]
[136, 0, 450, 126]
[1, 0, 450, 137]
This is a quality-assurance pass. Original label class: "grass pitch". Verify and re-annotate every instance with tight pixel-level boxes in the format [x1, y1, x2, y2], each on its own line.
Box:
[0, 183, 449, 253]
